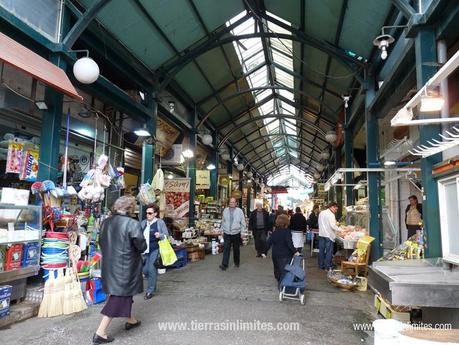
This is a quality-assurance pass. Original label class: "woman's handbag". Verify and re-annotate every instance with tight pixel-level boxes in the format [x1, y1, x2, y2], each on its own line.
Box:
[158, 239, 177, 266]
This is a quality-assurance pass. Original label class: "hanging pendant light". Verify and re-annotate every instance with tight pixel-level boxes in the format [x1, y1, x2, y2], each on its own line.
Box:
[202, 134, 213, 145]
[73, 57, 100, 84]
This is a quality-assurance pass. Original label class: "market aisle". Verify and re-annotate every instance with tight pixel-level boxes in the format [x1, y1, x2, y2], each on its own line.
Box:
[0, 244, 376, 345]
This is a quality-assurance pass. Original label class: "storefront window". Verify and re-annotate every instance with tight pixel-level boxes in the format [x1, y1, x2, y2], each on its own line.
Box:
[438, 176, 459, 264]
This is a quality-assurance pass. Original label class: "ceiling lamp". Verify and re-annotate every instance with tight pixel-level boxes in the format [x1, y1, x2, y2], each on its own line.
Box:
[247, 171, 253, 178]
[167, 173, 174, 179]
[73, 57, 100, 84]
[207, 163, 216, 170]
[325, 131, 337, 144]
[237, 163, 244, 171]
[373, 34, 394, 60]
[182, 149, 194, 158]
[419, 94, 445, 113]
[384, 160, 397, 167]
[134, 125, 150, 137]
[202, 134, 213, 145]
[221, 152, 230, 161]
[320, 151, 330, 160]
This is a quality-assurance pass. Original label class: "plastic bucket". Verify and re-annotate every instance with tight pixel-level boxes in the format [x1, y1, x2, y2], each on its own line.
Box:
[373, 319, 408, 345]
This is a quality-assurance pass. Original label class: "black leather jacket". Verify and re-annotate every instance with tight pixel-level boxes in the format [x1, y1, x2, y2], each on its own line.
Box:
[100, 214, 147, 296]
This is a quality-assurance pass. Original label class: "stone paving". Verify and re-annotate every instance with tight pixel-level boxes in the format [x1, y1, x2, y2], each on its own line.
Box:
[0, 244, 377, 345]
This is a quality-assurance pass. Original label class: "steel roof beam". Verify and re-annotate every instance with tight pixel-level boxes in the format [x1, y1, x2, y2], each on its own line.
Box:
[63, 0, 112, 48]
[218, 114, 326, 148]
[306, 0, 348, 169]
[299, 0, 306, 164]
[159, 32, 364, 90]
[391, 0, 417, 18]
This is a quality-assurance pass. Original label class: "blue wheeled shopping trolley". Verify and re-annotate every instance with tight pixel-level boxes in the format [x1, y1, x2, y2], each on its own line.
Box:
[278, 255, 306, 305]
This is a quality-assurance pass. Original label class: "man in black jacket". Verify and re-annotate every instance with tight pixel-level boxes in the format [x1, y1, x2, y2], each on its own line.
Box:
[289, 207, 307, 252]
[249, 202, 270, 258]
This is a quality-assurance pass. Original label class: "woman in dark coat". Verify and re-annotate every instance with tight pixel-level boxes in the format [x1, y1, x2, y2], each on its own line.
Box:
[93, 196, 147, 344]
[267, 214, 298, 287]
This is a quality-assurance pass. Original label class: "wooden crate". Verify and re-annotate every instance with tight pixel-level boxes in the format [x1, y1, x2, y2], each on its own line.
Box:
[187, 248, 205, 262]
[374, 294, 410, 322]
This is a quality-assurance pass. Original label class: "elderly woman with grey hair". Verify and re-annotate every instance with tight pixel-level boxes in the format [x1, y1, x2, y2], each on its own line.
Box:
[93, 196, 147, 344]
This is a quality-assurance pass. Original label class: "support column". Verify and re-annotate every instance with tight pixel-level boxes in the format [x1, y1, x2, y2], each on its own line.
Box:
[188, 115, 197, 227]
[335, 147, 343, 220]
[365, 74, 382, 261]
[239, 170, 243, 207]
[247, 183, 251, 216]
[38, 54, 65, 181]
[415, 29, 442, 257]
[210, 132, 219, 199]
[140, 92, 157, 185]
[227, 147, 233, 198]
[344, 108, 354, 206]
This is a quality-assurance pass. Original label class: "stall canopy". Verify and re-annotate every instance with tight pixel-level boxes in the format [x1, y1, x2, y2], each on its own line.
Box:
[0, 32, 82, 101]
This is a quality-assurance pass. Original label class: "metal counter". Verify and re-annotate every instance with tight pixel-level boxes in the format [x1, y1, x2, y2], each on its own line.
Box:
[368, 258, 459, 308]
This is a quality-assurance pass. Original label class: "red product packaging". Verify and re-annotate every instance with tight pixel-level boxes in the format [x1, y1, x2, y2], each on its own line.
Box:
[5, 244, 23, 271]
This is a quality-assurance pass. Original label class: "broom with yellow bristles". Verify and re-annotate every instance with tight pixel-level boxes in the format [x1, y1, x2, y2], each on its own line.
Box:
[38, 270, 55, 318]
[48, 269, 64, 317]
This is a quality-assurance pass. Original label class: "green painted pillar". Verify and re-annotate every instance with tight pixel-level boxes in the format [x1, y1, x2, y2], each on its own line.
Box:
[227, 147, 233, 197]
[344, 108, 354, 206]
[415, 29, 442, 258]
[365, 75, 382, 261]
[239, 170, 243, 207]
[38, 54, 65, 181]
[188, 117, 197, 227]
[210, 132, 218, 200]
[141, 92, 157, 185]
[335, 147, 343, 220]
[246, 184, 251, 216]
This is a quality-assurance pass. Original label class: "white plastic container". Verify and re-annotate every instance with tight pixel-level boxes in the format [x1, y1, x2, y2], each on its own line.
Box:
[373, 319, 408, 345]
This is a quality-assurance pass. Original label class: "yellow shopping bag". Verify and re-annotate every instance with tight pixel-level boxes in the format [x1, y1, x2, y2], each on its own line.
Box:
[158, 239, 178, 266]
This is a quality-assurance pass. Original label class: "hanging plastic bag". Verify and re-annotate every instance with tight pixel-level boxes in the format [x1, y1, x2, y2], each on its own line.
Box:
[158, 239, 177, 266]
[137, 183, 156, 205]
[152, 168, 164, 192]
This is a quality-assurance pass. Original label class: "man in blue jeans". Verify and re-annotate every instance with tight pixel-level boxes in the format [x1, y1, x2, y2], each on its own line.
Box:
[318, 202, 341, 271]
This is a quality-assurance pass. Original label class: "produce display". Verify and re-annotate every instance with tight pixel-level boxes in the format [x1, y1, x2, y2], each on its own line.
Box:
[338, 225, 367, 241]
[327, 270, 359, 290]
[378, 233, 425, 261]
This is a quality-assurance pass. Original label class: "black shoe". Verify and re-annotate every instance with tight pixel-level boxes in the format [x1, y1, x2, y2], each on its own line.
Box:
[235, 264, 240, 268]
[219, 265, 227, 271]
[144, 293, 154, 300]
[256, 254, 261, 257]
[93, 333, 114, 344]
[125, 320, 141, 331]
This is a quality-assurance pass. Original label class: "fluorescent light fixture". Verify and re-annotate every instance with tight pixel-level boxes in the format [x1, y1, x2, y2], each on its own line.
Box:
[35, 101, 48, 110]
[76, 128, 93, 137]
[182, 149, 194, 158]
[134, 128, 151, 137]
[419, 95, 445, 112]
[206, 163, 216, 170]
[384, 160, 397, 167]
[167, 173, 173, 179]
[139, 91, 145, 101]
[247, 179, 252, 183]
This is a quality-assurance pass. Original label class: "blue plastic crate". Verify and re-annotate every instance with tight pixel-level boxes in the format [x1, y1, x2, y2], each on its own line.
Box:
[174, 248, 187, 260]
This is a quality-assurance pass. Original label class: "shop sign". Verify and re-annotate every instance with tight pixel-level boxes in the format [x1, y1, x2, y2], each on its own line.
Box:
[164, 178, 190, 219]
[164, 178, 191, 193]
[196, 170, 210, 189]
[157, 118, 180, 156]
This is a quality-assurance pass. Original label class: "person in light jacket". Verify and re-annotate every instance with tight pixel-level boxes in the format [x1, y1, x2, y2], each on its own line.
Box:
[219, 197, 246, 271]
[94, 196, 146, 344]
[141, 203, 169, 300]
[318, 202, 341, 271]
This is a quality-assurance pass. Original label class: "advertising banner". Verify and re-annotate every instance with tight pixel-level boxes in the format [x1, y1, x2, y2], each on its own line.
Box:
[164, 178, 191, 219]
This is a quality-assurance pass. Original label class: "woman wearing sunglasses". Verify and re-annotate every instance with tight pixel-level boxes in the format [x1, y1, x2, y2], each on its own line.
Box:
[141, 203, 169, 300]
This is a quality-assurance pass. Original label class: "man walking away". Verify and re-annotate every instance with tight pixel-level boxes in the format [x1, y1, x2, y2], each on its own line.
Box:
[249, 202, 270, 258]
[318, 203, 341, 271]
[220, 198, 246, 270]
[289, 207, 307, 253]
